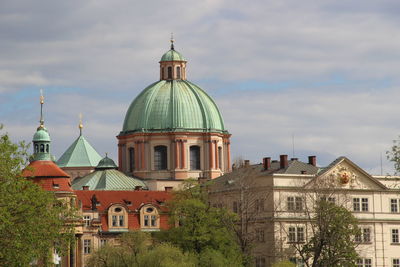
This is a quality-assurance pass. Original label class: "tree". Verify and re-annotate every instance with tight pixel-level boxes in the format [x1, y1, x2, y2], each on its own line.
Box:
[387, 136, 400, 174]
[282, 186, 361, 267]
[0, 126, 74, 266]
[155, 180, 244, 266]
[87, 231, 196, 267]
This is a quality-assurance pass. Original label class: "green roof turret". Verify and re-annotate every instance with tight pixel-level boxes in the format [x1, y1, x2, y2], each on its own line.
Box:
[32, 90, 52, 161]
[96, 154, 118, 170]
[57, 117, 102, 168]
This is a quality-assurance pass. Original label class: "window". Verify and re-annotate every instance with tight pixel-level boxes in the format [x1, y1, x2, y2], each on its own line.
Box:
[141, 205, 160, 229]
[40, 144, 44, 152]
[151, 215, 157, 227]
[161, 67, 164, 79]
[34, 144, 39, 153]
[84, 239, 91, 254]
[356, 227, 371, 243]
[392, 229, 399, 243]
[362, 198, 369, 211]
[255, 256, 266, 267]
[233, 201, 238, 213]
[391, 199, 399, 213]
[256, 229, 265, 242]
[167, 66, 172, 79]
[46, 144, 49, 152]
[119, 215, 124, 227]
[112, 215, 117, 227]
[100, 239, 107, 247]
[190, 146, 201, 170]
[129, 147, 135, 172]
[357, 258, 372, 267]
[393, 259, 400, 267]
[154, 146, 167, 170]
[287, 197, 303, 211]
[288, 226, 304, 243]
[320, 196, 336, 203]
[83, 215, 91, 227]
[255, 199, 264, 212]
[353, 198, 369, 212]
[218, 146, 222, 169]
[176, 66, 181, 79]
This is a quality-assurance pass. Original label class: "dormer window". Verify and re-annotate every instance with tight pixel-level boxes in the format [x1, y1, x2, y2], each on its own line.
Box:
[52, 183, 60, 189]
[108, 205, 128, 230]
[140, 204, 160, 230]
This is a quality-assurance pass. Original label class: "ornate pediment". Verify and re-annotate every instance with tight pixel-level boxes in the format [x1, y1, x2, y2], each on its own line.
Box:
[306, 157, 387, 190]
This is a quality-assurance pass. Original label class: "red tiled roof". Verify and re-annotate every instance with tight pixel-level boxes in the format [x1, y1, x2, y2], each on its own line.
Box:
[75, 190, 172, 212]
[22, 160, 70, 178]
[22, 161, 73, 192]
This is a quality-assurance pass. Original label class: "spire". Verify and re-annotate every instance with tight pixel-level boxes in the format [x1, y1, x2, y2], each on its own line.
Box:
[170, 32, 175, 50]
[39, 89, 45, 129]
[79, 113, 83, 136]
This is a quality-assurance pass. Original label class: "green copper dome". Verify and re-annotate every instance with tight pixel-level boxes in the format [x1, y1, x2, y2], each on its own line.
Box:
[121, 80, 227, 134]
[96, 155, 118, 170]
[33, 127, 51, 142]
[160, 49, 186, 62]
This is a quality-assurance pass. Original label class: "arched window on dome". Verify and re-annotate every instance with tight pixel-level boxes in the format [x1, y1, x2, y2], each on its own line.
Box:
[167, 67, 172, 80]
[34, 144, 39, 154]
[129, 147, 135, 172]
[161, 67, 164, 80]
[40, 144, 44, 152]
[190, 146, 201, 170]
[176, 66, 181, 79]
[154, 145, 167, 170]
[46, 144, 49, 153]
[218, 147, 222, 169]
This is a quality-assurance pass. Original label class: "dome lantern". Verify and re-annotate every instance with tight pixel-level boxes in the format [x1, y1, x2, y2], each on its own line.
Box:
[32, 90, 52, 161]
[159, 38, 187, 81]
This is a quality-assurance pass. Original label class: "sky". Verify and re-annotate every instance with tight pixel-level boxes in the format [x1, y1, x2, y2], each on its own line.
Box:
[1, 0, 400, 175]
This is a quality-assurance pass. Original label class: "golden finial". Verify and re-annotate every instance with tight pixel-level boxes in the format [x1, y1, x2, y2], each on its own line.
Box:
[79, 113, 83, 136]
[40, 89, 44, 104]
[170, 32, 175, 50]
[39, 89, 45, 129]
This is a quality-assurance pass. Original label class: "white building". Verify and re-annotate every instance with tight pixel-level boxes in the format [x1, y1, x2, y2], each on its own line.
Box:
[209, 155, 400, 267]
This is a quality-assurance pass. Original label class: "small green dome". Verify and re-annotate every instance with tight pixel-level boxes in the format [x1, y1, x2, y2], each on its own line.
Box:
[160, 49, 186, 62]
[33, 127, 51, 142]
[96, 155, 118, 170]
[121, 80, 226, 134]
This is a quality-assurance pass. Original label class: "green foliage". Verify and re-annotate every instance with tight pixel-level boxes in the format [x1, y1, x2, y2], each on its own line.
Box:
[387, 136, 400, 174]
[0, 126, 74, 266]
[272, 260, 296, 267]
[155, 180, 244, 266]
[87, 231, 196, 267]
[299, 200, 360, 267]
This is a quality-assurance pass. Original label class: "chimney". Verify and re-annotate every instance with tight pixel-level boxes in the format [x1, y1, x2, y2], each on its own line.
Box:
[263, 157, 271, 170]
[280, 155, 288, 169]
[308, 156, 316, 166]
[82, 186, 89, 190]
[91, 194, 98, 211]
[244, 160, 250, 167]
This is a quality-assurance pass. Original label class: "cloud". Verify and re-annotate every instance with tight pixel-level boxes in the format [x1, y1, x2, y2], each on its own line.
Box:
[1, 0, 400, 174]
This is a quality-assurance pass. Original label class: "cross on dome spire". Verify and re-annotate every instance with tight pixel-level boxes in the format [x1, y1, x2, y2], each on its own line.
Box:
[170, 33, 175, 50]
